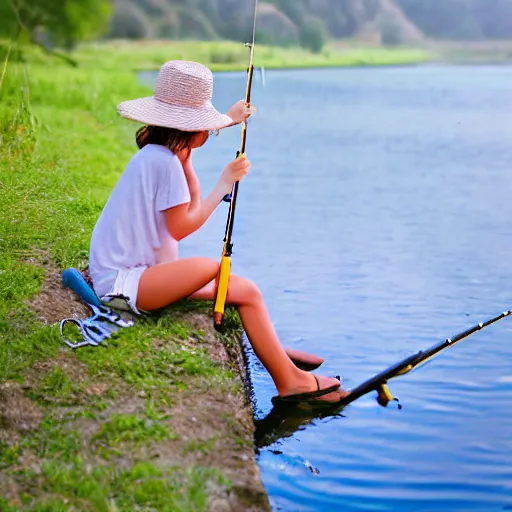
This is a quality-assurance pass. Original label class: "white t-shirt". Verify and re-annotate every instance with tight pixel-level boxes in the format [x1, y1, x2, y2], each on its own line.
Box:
[89, 144, 190, 297]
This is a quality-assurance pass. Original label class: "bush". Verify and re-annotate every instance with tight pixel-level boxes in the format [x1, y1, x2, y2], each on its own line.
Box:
[0, 0, 111, 50]
[299, 17, 327, 54]
[256, 29, 298, 48]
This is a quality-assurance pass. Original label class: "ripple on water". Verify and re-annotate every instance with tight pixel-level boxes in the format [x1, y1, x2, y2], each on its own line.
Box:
[171, 65, 512, 512]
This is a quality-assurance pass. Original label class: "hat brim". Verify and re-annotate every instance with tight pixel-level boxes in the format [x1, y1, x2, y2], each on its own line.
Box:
[117, 96, 234, 132]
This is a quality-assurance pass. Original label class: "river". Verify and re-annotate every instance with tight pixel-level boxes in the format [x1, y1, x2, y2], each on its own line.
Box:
[143, 64, 512, 511]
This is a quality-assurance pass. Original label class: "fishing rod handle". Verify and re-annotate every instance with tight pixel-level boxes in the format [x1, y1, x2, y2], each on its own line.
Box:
[213, 254, 231, 328]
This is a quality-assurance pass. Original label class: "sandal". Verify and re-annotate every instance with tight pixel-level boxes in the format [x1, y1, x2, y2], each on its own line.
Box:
[286, 348, 324, 372]
[271, 375, 343, 407]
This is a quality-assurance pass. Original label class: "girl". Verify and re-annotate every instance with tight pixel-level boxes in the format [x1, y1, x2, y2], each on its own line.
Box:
[89, 60, 348, 405]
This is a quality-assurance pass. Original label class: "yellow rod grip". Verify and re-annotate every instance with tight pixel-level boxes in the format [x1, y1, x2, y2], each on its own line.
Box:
[214, 255, 231, 323]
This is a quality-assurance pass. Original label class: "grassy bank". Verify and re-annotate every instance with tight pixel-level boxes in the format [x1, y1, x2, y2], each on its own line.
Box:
[426, 39, 512, 64]
[17, 39, 433, 72]
[87, 40, 433, 70]
[0, 37, 434, 510]
[0, 42, 270, 511]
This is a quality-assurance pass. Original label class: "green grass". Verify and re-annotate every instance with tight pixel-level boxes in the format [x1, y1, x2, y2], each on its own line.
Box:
[0, 408, 231, 510]
[0, 40, 252, 511]
[5, 39, 432, 73]
[79, 40, 432, 71]
[92, 413, 178, 447]
[0, 34, 425, 510]
[74, 314, 229, 388]
[28, 367, 82, 405]
[0, 459, 227, 512]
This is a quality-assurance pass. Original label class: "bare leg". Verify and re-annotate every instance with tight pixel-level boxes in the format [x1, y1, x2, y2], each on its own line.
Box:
[190, 275, 348, 400]
[137, 258, 347, 401]
[137, 257, 219, 310]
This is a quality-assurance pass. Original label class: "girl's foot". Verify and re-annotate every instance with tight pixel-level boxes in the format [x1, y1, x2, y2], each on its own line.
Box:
[285, 348, 324, 371]
[277, 374, 350, 405]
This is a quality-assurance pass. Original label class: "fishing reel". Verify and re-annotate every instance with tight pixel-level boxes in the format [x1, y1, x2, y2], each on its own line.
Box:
[376, 383, 402, 409]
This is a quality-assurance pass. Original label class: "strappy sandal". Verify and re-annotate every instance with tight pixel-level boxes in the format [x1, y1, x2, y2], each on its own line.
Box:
[271, 375, 343, 407]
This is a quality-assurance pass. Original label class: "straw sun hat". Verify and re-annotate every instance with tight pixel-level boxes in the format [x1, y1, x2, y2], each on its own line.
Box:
[117, 60, 234, 132]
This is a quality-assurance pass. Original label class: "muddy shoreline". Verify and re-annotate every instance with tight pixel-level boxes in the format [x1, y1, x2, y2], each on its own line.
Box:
[0, 266, 270, 511]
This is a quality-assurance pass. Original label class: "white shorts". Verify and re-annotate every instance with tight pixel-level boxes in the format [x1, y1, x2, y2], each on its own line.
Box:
[100, 266, 148, 315]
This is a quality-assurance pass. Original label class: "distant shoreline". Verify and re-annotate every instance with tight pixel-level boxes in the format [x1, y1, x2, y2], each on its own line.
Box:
[109, 39, 512, 71]
[72, 39, 433, 72]
[8, 39, 512, 73]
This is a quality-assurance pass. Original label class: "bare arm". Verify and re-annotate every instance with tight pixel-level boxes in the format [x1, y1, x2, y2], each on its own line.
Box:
[181, 158, 202, 212]
[163, 157, 250, 241]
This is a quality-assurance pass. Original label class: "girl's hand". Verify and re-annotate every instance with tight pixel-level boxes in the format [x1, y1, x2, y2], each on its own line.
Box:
[220, 156, 251, 188]
[176, 149, 195, 184]
[176, 150, 200, 198]
[226, 100, 257, 125]
[176, 147, 192, 165]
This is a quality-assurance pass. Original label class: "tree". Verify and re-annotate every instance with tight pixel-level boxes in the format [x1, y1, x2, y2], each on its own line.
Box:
[109, 1, 154, 40]
[0, 0, 111, 61]
[299, 17, 327, 54]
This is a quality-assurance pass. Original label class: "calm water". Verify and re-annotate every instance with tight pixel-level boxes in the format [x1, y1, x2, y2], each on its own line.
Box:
[143, 65, 512, 511]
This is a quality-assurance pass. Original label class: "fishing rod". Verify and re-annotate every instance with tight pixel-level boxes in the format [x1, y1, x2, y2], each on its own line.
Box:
[338, 309, 512, 408]
[213, 0, 259, 330]
[251, 310, 512, 447]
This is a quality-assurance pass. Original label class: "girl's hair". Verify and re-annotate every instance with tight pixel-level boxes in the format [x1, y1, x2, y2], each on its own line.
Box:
[136, 125, 202, 153]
